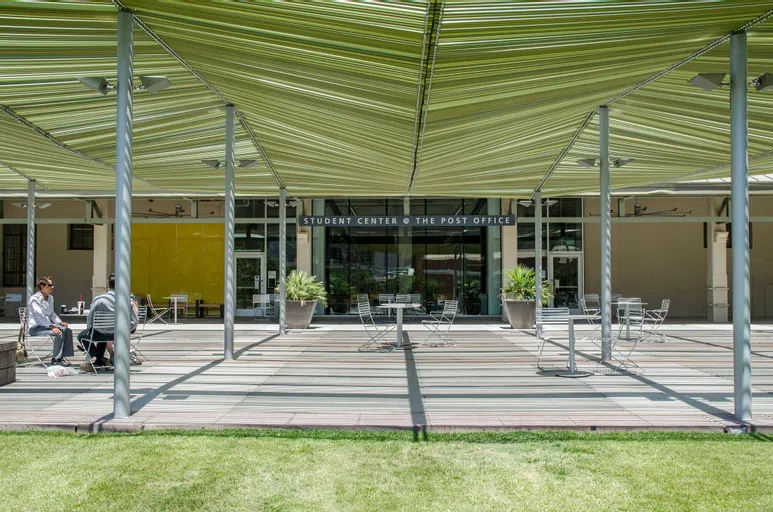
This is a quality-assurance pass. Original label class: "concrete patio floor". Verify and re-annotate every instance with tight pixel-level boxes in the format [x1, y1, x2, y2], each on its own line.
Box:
[2, 323, 773, 432]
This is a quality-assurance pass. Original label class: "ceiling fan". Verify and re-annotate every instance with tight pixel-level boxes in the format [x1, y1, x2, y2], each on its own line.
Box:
[135, 203, 186, 218]
[591, 199, 692, 217]
[11, 202, 52, 209]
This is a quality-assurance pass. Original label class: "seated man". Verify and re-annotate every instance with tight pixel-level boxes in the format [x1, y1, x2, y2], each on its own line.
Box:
[81, 273, 139, 369]
[27, 276, 73, 366]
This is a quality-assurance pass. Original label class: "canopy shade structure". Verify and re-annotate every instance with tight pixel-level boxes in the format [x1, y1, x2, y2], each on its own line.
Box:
[1, 0, 773, 198]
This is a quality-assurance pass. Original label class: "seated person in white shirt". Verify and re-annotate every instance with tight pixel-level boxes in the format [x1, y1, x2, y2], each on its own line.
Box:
[27, 276, 73, 366]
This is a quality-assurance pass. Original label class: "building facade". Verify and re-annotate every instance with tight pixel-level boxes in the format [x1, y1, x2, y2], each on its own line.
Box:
[2, 195, 772, 320]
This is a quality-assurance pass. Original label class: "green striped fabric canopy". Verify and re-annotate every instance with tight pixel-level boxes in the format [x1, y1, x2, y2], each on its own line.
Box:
[1, 0, 772, 197]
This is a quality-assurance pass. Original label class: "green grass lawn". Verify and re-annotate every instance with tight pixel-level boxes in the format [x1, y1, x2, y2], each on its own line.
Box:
[1, 430, 772, 511]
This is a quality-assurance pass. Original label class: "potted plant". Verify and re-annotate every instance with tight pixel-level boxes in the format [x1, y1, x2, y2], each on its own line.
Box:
[500, 264, 552, 329]
[283, 270, 328, 329]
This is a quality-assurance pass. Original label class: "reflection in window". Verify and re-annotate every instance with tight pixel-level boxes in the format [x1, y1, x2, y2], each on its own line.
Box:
[324, 199, 489, 315]
[235, 223, 265, 252]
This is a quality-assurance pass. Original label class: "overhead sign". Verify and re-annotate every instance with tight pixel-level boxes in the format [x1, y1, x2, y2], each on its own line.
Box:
[299, 215, 515, 227]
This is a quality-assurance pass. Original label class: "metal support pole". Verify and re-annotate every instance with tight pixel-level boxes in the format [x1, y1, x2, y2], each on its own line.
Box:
[26, 180, 35, 303]
[113, 9, 133, 419]
[279, 187, 287, 335]
[731, 31, 752, 422]
[599, 105, 612, 361]
[223, 105, 236, 360]
[534, 191, 542, 333]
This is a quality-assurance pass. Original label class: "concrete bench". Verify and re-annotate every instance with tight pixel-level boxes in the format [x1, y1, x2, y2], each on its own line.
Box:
[1, 340, 16, 386]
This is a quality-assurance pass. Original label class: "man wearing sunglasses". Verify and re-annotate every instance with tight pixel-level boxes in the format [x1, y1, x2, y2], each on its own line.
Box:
[27, 276, 74, 366]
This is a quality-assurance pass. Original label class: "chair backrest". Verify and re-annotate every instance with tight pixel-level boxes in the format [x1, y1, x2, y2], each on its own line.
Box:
[253, 294, 271, 306]
[379, 293, 394, 303]
[357, 301, 374, 323]
[356, 294, 369, 304]
[395, 293, 410, 303]
[18, 307, 27, 330]
[661, 299, 670, 312]
[137, 306, 148, 324]
[170, 293, 188, 301]
[92, 310, 115, 334]
[408, 293, 421, 304]
[442, 299, 459, 316]
[537, 307, 570, 328]
[611, 293, 623, 302]
[583, 293, 600, 306]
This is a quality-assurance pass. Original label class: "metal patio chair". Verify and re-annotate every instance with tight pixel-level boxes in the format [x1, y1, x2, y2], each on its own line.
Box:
[378, 293, 395, 317]
[643, 299, 670, 343]
[131, 306, 148, 363]
[617, 298, 644, 339]
[579, 298, 601, 341]
[421, 299, 458, 346]
[357, 301, 395, 352]
[535, 307, 570, 369]
[78, 311, 115, 375]
[146, 294, 169, 325]
[253, 294, 273, 322]
[18, 307, 54, 368]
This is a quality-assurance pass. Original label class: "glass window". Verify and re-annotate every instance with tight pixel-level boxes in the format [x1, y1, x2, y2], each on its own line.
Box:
[235, 223, 265, 252]
[548, 198, 582, 218]
[235, 199, 265, 218]
[267, 199, 297, 218]
[3, 225, 29, 287]
[549, 223, 582, 251]
[68, 224, 94, 250]
[267, 224, 296, 290]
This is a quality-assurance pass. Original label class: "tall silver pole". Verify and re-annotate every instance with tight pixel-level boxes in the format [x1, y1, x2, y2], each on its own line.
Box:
[534, 191, 542, 333]
[113, 9, 133, 419]
[279, 187, 287, 335]
[223, 104, 236, 360]
[599, 105, 612, 361]
[26, 180, 35, 303]
[730, 31, 752, 422]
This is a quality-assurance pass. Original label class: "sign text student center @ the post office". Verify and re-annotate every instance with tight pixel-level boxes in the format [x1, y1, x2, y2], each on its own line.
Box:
[299, 215, 515, 227]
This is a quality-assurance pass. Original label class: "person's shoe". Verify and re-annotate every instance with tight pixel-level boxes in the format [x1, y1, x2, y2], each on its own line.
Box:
[60, 358, 73, 367]
[93, 358, 108, 368]
[76, 345, 85, 352]
[51, 358, 62, 366]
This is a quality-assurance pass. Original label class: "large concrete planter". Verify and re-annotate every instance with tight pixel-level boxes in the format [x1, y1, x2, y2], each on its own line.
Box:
[502, 299, 536, 329]
[0, 340, 16, 387]
[286, 300, 317, 329]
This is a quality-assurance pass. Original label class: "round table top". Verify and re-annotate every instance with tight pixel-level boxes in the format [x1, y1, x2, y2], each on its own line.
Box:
[379, 303, 421, 309]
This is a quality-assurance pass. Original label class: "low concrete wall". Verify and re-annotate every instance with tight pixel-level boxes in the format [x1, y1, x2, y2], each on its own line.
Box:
[0, 340, 16, 386]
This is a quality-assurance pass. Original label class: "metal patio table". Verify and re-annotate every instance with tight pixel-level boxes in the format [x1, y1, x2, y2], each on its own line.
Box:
[379, 302, 421, 349]
[163, 296, 181, 324]
[556, 314, 600, 377]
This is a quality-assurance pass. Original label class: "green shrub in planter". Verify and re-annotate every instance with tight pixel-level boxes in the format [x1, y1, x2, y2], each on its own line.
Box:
[500, 264, 552, 329]
[283, 270, 327, 328]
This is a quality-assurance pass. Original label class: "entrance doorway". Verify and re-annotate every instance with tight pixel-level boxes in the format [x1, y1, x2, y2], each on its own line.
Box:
[236, 252, 266, 316]
[549, 253, 583, 312]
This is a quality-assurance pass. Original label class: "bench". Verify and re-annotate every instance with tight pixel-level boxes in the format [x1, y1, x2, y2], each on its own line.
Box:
[195, 300, 224, 318]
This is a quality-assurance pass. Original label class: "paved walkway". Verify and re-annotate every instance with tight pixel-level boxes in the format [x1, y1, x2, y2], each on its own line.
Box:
[2, 324, 773, 432]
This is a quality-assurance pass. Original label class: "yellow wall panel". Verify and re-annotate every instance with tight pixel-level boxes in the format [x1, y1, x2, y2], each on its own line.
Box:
[176, 224, 204, 301]
[131, 223, 224, 305]
[202, 224, 224, 303]
[131, 224, 151, 299]
[149, 224, 178, 301]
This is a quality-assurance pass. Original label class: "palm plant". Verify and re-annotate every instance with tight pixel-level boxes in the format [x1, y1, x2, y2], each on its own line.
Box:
[284, 270, 328, 307]
[500, 264, 552, 305]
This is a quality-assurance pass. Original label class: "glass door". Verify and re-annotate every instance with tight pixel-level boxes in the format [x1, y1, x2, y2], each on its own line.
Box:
[236, 252, 266, 316]
[549, 253, 583, 313]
